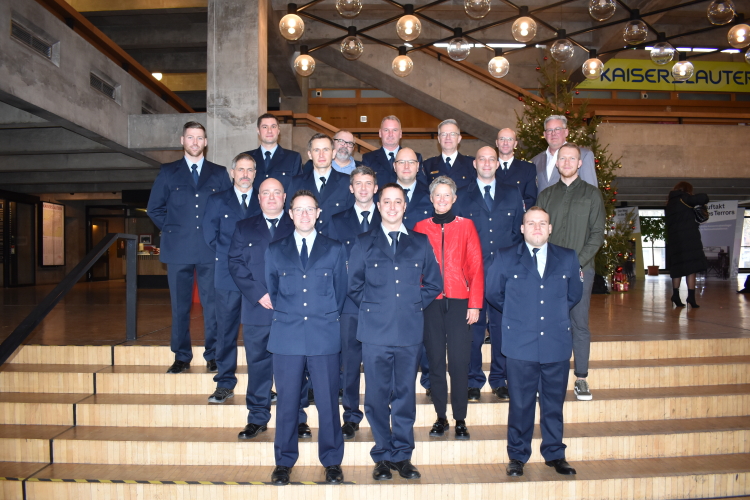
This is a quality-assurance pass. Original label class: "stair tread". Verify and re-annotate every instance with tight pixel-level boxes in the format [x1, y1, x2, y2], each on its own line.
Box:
[0, 393, 91, 403]
[20, 454, 750, 484]
[0, 364, 110, 373]
[0, 461, 50, 479]
[0, 425, 72, 439]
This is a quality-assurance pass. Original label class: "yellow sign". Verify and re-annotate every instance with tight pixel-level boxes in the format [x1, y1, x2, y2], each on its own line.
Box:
[576, 58, 750, 92]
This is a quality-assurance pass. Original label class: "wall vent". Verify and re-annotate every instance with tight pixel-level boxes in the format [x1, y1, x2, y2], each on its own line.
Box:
[141, 101, 157, 115]
[11, 21, 52, 59]
[90, 73, 116, 100]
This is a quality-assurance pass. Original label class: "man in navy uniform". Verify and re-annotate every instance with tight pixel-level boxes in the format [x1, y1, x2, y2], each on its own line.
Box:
[302, 130, 362, 175]
[325, 166, 381, 440]
[361, 115, 423, 185]
[265, 190, 348, 485]
[348, 183, 442, 481]
[203, 153, 261, 403]
[456, 146, 524, 401]
[288, 133, 354, 235]
[496, 128, 537, 210]
[244, 113, 301, 193]
[422, 119, 475, 189]
[147, 121, 232, 374]
[227, 178, 310, 441]
[485, 206, 583, 477]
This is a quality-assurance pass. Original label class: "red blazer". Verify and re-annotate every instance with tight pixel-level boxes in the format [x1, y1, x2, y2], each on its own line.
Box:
[413, 216, 484, 309]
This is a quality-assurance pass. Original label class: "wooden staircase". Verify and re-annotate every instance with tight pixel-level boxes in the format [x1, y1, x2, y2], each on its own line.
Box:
[1, 338, 749, 499]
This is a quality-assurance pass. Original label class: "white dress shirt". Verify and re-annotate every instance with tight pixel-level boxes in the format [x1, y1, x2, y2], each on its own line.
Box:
[500, 156, 514, 171]
[354, 203, 376, 224]
[262, 212, 282, 230]
[185, 156, 204, 175]
[260, 144, 279, 159]
[314, 168, 332, 192]
[294, 230, 317, 255]
[442, 151, 458, 167]
[234, 186, 253, 207]
[398, 181, 417, 202]
[526, 242, 548, 277]
[476, 177, 497, 198]
[382, 223, 408, 245]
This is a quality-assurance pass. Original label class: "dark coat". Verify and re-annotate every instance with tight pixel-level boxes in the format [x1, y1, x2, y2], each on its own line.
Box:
[665, 190, 709, 278]
[422, 153, 476, 190]
[244, 145, 302, 193]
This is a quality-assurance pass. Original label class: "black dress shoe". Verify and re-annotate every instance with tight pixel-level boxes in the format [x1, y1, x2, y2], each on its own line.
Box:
[455, 419, 470, 440]
[468, 387, 481, 401]
[372, 460, 392, 480]
[308, 388, 315, 403]
[429, 418, 449, 437]
[425, 388, 432, 400]
[238, 423, 267, 439]
[166, 360, 190, 374]
[341, 421, 359, 440]
[545, 458, 576, 475]
[271, 465, 292, 485]
[206, 359, 218, 372]
[324, 465, 344, 484]
[389, 459, 421, 479]
[270, 390, 277, 402]
[506, 459, 524, 476]
[484, 335, 491, 344]
[298, 422, 312, 438]
[493, 386, 510, 400]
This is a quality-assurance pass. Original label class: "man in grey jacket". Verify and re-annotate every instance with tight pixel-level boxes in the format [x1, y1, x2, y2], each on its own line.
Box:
[532, 115, 598, 193]
[536, 143, 605, 401]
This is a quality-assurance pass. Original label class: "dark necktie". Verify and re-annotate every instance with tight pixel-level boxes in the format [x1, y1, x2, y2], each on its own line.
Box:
[445, 157, 451, 170]
[388, 231, 399, 255]
[300, 238, 309, 268]
[241, 194, 248, 215]
[501, 161, 508, 176]
[404, 188, 411, 201]
[264, 151, 271, 172]
[533, 247, 541, 278]
[484, 185, 494, 211]
[191, 164, 199, 185]
[360, 211, 370, 233]
[388, 152, 395, 166]
[266, 218, 278, 238]
[319, 176, 327, 194]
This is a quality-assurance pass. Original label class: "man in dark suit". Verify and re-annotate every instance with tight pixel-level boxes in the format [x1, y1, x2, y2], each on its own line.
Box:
[348, 183, 442, 481]
[361, 115, 424, 186]
[422, 119, 476, 190]
[288, 133, 354, 235]
[395, 148, 433, 230]
[456, 146, 524, 402]
[485, 206, 583, 477]
[228, 178, 310, 442]
[265, 190, 348, 485]
[203, 153, 261, 403]
[496, 128, 537, 210]
[244, 113, 301, 193]
[147, 121, 232, 373]
[324, 166, 381, 440]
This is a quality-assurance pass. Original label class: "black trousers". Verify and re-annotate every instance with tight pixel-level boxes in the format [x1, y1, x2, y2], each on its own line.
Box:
[423, 298, 472, 420]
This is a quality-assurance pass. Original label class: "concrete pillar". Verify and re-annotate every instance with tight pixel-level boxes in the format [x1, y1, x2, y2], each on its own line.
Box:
[206, 0, 267, 167]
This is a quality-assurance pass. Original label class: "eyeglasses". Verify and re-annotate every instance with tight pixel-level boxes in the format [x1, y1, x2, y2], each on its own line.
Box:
[235, 168, 256, 172]
[394, 160, 418, 166]
[544, 127, 566, 134]
[497, 137, 515, 143]
[292, 207, 317, 215]
[438, 132, 460, 138]
[334, 138, 355, 147]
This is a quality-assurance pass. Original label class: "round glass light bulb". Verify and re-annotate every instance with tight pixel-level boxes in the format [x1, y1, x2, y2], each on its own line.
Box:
[294, 54, 315, 76]
[512, 17, 537, 43]
[650, 41, 675, 65]
[447, 37, 471, 61]
[582, 57, 604, 80]
[707, 0, 735, 25]
[335, 0, 362, 18]
[464, 0, 491, 19]
[623, 19, 648, 45]
[279, 13, 305, 41]
[728, 24, 750, 48]
[488, 56, 510, 78]
[549, 39, 575, 63]
[340, 36, 364, 60]
[396, 15, 422, 42]
[671, 60, 694, 82]
[392, 54, 414, 77]
[589, 0, 616, 21]
[152, 72, 163, 81]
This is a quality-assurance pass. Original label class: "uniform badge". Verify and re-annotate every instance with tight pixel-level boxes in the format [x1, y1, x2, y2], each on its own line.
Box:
[579, 267, 584, 282]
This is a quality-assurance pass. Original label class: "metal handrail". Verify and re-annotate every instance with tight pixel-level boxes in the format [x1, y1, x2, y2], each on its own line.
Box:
[0, 233, 138, 366]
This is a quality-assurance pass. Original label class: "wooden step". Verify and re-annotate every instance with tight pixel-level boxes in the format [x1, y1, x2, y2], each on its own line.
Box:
[18, 454, 750, 500]
[8, 346, 112, 365]
[0, 462, 48, 500]
[73, 385, 750, 428]
[48, 417, 750, 467]
[0, 394, 88, 425]
[0, 364, 108, 394]
[0, 425, 70, 462]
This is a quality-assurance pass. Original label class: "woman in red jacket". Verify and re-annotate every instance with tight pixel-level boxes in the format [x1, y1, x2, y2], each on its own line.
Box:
[414, 176, 484, 440]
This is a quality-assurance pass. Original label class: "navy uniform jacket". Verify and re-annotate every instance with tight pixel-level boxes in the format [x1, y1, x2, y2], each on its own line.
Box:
[325, 206, 382, 314]
[361, 148, 425, 186]
[403, 181, 433, 230]
[244, 146, 302, 193]
[287, 168, 354, 234]
[485, 242, 583, 363]
[228, 213, 295, 326]
[497, 158, 537, 211]
[422, 153, 476, 190]
[147, 157, 232, 264]
[265, 233, 348, 356]
[203, 188, 261, 291]
[348, 228, 443, 347]
[456, 181, 525, 266]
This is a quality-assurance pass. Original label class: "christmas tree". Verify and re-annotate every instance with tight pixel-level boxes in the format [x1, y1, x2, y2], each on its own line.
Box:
[515, 58, 634, 278]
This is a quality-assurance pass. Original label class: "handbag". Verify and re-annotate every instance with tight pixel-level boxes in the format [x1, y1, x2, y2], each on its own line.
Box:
[680, 198, 709, 224]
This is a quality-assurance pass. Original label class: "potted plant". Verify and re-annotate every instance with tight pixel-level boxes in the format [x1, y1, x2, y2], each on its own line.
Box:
[640, 216, 666, 276]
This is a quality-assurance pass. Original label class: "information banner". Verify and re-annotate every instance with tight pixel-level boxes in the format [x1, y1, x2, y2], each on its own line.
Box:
[41, 202, 64, 266]
[577, 59, 750, 92]
[698, 201, 744, 278]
